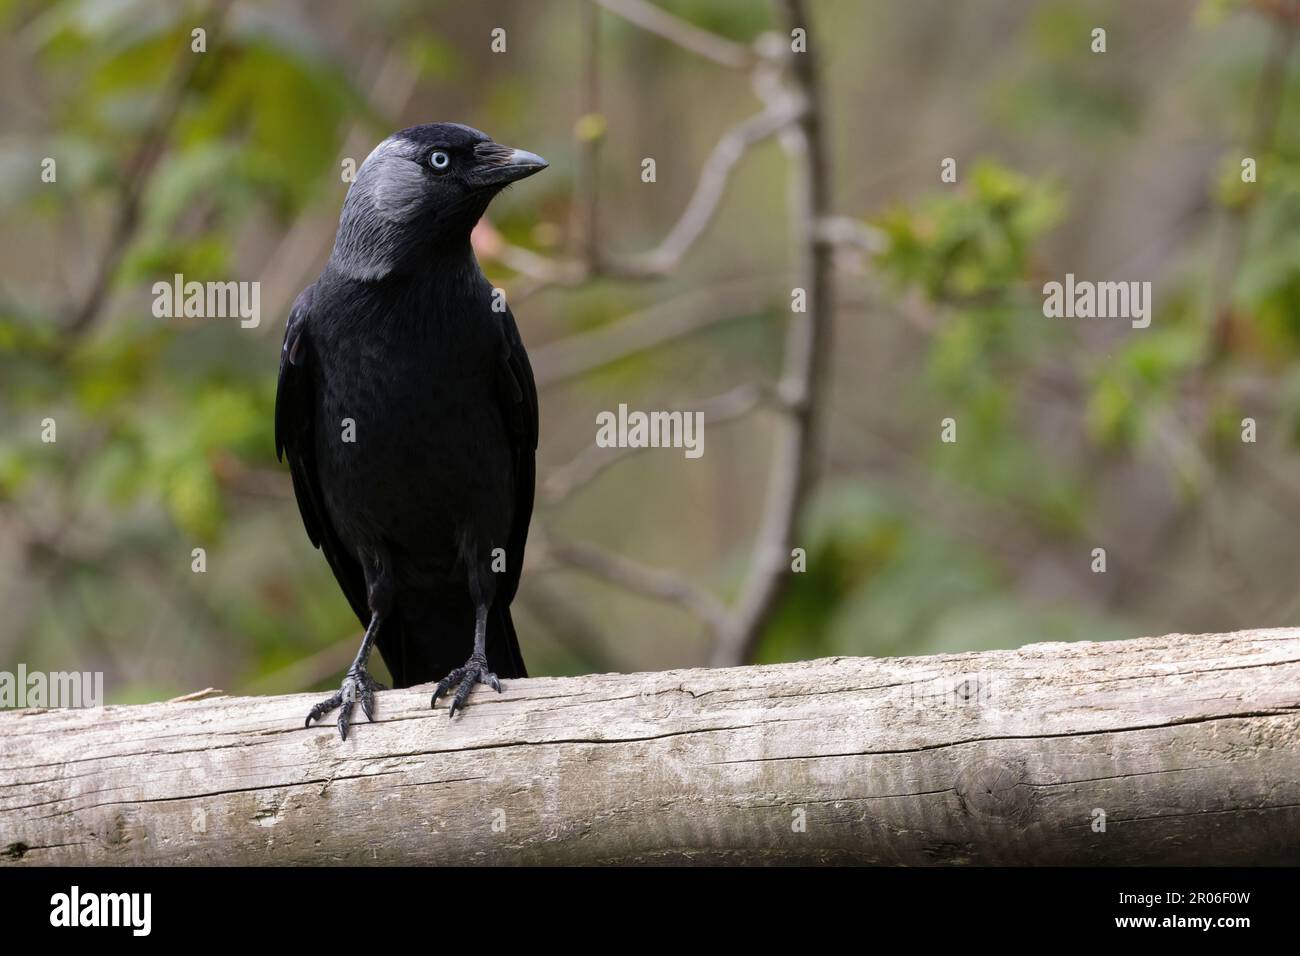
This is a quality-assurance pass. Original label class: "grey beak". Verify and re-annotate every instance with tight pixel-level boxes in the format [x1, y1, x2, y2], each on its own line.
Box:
[507, 148, 548, 173]
[477, 146, 549, 186]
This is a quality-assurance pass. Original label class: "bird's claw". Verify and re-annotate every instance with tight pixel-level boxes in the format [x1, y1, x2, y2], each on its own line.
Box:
[305, 665, 386, 740]
[431, 654, 502, 718]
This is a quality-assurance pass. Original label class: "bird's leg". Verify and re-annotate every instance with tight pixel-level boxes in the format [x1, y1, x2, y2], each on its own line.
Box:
[305, 611, 387, 740]
[431, 602, 502, 718]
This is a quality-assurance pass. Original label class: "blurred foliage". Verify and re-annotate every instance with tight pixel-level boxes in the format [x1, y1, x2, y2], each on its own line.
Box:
[873, 160, 1087, 531]
[0, 0, 392, 702]
[3, 0, 1300, 705]
[991, 1, 1139, 139]
[761, 481, 1129, 664]
[876, 161, 1066, 302]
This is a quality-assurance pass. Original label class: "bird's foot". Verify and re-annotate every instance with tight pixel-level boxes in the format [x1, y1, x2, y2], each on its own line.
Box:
[431, 654, 501, 718]
[305, 665, 386, 740]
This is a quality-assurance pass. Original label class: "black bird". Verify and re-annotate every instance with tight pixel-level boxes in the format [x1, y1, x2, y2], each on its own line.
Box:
[275, 123, 545, 738]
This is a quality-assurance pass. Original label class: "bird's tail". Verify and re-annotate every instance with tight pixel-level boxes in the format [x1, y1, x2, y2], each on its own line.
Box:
[378, 600, 527, 688]
[487, 604, 528, 679]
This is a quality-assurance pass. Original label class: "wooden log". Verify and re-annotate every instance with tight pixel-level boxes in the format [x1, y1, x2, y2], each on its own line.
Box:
[2, 628, 1297, 865]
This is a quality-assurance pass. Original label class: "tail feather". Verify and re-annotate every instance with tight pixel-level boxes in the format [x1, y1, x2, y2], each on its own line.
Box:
[488, 604, 527, 679]
[377, 601, 526, 688]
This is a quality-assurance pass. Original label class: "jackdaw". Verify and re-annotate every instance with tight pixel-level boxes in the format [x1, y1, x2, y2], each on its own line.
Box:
[275, 123, 545, 738]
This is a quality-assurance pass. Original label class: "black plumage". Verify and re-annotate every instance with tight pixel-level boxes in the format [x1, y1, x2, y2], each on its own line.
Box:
[275, 123, 545, 737]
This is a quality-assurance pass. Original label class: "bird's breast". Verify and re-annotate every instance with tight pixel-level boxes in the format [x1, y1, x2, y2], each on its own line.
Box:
[311, 318, 513, 567]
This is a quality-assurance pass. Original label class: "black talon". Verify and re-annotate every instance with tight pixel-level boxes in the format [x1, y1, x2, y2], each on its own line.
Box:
[431, 654, 500, 719]
[306, 691, 343, 729]
[304, 664, 385, 739]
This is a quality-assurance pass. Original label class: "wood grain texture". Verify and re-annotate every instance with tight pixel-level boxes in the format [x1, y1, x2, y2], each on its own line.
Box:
[2, 629, 1298, 865]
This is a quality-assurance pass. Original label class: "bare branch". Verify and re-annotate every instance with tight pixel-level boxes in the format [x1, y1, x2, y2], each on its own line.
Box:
[570, 2, 604, 264]
[711, 0, 833, 667]
[536, 533, 732, 634]
[817, 215, 887, 254]
[591, 0, 754, 69]
[530, 276, 774, 387]
[528, 2, 834, 664]
[602, 97, 804, 277]
[166, 688, 226, 703]
[494, 239, 591, 287]
[485, 98, 802, 291]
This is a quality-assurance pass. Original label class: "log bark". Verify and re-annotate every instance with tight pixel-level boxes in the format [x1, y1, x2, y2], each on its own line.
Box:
[2, 628, 1298, 865]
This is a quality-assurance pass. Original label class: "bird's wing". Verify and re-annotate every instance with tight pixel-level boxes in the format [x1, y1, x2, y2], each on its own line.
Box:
[275, 286, 370, 627]
[495, 303, 539, 610]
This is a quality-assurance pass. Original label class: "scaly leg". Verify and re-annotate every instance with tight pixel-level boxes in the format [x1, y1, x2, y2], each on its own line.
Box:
[431, 602, 501, 718]
[305, 610, 387, 740]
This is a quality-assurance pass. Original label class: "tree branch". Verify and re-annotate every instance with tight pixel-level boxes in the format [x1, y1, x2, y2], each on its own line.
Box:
[535, 532, 732, 634]
[711, 0, 833, 667]
[530, 276, 774, 387]
[592, 0, 755, 70]
[486, 96, 802, 291]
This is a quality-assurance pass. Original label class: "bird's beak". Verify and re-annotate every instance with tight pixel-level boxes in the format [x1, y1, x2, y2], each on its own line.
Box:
[473, 143, 549, 187]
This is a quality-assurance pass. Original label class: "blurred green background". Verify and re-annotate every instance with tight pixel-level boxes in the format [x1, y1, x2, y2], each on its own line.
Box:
[2, 0, 1299, 704]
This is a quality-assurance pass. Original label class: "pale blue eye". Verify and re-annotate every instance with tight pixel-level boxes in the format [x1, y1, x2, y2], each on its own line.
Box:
[430, 151, 450, 171]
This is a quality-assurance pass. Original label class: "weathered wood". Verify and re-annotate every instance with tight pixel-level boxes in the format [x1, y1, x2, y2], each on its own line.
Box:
[2, 629, 1298, 865]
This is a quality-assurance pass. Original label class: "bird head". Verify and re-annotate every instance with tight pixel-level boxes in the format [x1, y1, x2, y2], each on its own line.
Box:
[330, 122, 548, 282]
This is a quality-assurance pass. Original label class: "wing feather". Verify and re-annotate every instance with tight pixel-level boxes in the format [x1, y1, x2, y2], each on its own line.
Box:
[496, 304, 538, 610]
[275, 287, 370, 627]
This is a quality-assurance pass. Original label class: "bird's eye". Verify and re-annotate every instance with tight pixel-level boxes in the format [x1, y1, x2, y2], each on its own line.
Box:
[429, 151, 451, 171]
